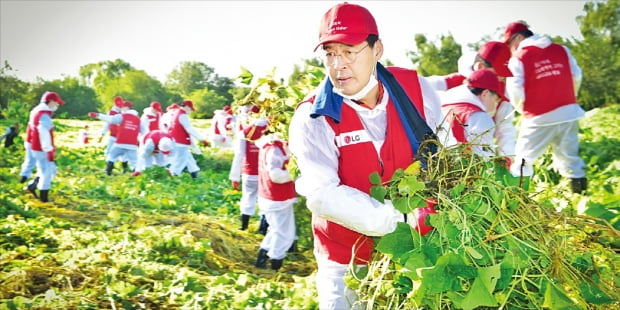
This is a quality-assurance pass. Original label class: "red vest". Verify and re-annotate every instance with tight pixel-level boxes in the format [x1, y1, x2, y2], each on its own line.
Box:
[108, 109, 120, 137]
[170, 110, 191, 145]
[143, 130, 172, 153]
[115, 114, 141, 146]
[258, 140, 296, 201]
[309, 67, 426, 265]
[517, 43, 576, 117]
[28, 110, 53, 151]
[442, 103, 484, 143]
[242, 124, 265, 175]
[146, 113, 161, 131]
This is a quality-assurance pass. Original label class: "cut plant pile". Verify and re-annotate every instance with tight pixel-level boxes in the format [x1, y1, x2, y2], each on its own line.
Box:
[355, 138, 619, 309]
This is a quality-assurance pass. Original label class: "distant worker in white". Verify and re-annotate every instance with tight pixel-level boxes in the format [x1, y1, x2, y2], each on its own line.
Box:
[89, 101, 144, 175]
[209, 105, 234, 148]
[132, 130, 174, 177]
[168, 100, 209, 178]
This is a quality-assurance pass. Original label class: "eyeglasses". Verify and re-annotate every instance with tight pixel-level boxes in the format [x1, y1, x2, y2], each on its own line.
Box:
[322, 43, 369, 67]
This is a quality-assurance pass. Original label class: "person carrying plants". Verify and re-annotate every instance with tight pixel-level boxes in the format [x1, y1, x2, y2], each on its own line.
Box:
[441, 68, 510, 158]
[89, 101, 144, 175]
[503, 21, 587, 194]
[229, 105, 270, 232]
[288, 2, 449, 308]
[253, 132, 297, 271]
[23, 91, 65, 202]
[167, 100, 209, 179]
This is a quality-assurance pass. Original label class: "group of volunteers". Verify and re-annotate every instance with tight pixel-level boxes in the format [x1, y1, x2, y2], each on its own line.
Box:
[15, 2, 589, 308]
[284, 3, 587, 309]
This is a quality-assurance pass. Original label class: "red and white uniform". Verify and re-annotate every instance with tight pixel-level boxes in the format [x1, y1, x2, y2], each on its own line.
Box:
[441, 85, 497, 158]
[79, 128, 89, 145]
[101, 106, 122, 158]
[26, 102, 57, 190]
[168, 109, 205, 176]
[506, 34, 585, 178]
[255, 134, 297, 261]
[136, 130, 174, 172]
[96, 109, 143, 171]
[209, 109, 234, 148]
[229, 118, 268, 217]
[140, 107, 162, 136]
[289, 67, 445, 265]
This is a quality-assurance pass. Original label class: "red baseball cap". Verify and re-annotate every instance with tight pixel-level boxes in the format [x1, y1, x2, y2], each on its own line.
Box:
[182, 100, 196, 111]
[223, 105, 232, 115]
[315, 2, 378, 51]
[467, 69, 508, 102]
[166, 103, 180, 111]
[478, 41, 513, 77]
[43, 91, 65, 105]
[114, 96, 124, 108]
[123, 101, 133, 108]
[150, 101, 162, 113]
[503, 21, 529, 43]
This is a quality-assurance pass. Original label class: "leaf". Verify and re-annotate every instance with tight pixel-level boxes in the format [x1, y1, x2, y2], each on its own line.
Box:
[450, 182, 465, 198]
[543, 281, 580, 310]
[404, 161, 422, 176]
[579, 280, 615, 305]
[376, 223, 416, 260]
[461, 276, 498, 310]
[392, 196, 425, 214]
[420, 252, 477, 294]
[369, 171, 382, 185]
[369, 185, 387, 203]
[397, 176, 425, 195]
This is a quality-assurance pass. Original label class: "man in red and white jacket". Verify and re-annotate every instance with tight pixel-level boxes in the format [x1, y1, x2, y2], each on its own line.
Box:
[99, 96, 130, 172]
[229, 108, 269, 231]
[441, 69, 510, 158]
[140, 101, 163, 137]
[132, 130, 174, 177]
[23, 91, 65, 202]
[288, 3, 449, 308]
[168, 100, 208, 178]
[253, 133, 297, 271]
[209, 105, 234, 149]
[89, 101, 144, 175]
[504, 21, 587, 193]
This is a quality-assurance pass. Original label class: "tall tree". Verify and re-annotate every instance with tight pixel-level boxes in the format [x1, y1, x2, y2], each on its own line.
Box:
[30, 77, 99, 118]
[407, 33, 462, 76]
[0, 61, 30, 119]
[570, 0, 620, 109]
[165, 61, 235, 103]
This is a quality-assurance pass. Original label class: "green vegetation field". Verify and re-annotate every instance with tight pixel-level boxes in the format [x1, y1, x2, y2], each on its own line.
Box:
[1, 105, 619, 309]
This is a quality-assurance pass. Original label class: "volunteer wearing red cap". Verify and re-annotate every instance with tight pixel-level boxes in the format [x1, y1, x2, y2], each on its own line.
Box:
[441, 69, 509, 158]
[78, 125, 89, 145]
[23, 91, 65, 202]
[208, 105, 234, 148]
[132, 130, 174, 177]
[168, 100, 208, 178]
[428, 41, 518, 160]
[288, 3, 448, 308]
[229, 106, 269, 231]
[99, 96, 130, 172]
[253, 133, 297, 271]
[160, 103, 180, 132]
[503, 21, 587, 193]
[140, 101, 163, 136]
[89, 101, 144, 175]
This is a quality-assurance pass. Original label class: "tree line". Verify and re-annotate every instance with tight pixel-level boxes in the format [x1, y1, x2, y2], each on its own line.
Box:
[1, 0, 617, 122]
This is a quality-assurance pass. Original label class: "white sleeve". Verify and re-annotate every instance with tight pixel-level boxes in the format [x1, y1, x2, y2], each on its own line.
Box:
[493, 101, 517, 157]
[418, 76, 457, 146]
[98, 113, 122, 124]
[37, 114, 54, 152]
[180, 114, 205, 141]
[228, 134, 245, 181]
[266, 146, 292, 184]
[465, 112, 496, 158]
[424, 75, 448, 92]
[289, 102, 403, 237]
[564, 45, 582, 95]
[506, 57, 525, 113]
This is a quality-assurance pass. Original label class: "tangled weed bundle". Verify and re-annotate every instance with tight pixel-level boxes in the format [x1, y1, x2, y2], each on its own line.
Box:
[351, 143, 619, 309]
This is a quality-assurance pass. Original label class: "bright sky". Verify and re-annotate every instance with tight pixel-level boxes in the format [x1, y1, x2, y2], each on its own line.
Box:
[1, 0, 588, 83]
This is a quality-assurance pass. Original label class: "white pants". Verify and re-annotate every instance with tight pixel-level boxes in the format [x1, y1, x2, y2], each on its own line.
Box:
[105, 136, 125, 162]
[315, 256, 364, 310]
[169, 145, 199, 175]
[106, 146, 138, 171]
[239, 174, 259, 216]
[510, 120, 586, 178]
[32, 150, 57, 190]
[20, 141, 36, 178]
[136, 150, 168, 172]
[259, 202, 296, 260]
